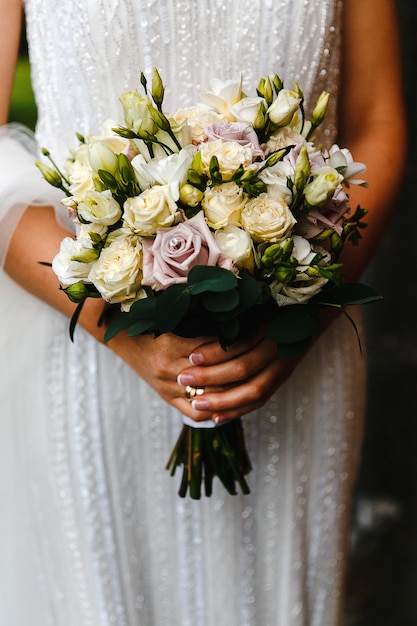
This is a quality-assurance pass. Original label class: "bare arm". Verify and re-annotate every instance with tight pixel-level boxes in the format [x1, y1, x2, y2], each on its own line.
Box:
[338, 0, 407, 279]
[0, 0, 22, 125]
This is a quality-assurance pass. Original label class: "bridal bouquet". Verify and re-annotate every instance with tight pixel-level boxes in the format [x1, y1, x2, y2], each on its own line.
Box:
[37, 68, 378, 499]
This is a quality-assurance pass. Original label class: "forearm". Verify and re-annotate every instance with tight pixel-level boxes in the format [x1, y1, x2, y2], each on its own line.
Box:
[4, 204, 108, 342]
[338, 0, 407, 281]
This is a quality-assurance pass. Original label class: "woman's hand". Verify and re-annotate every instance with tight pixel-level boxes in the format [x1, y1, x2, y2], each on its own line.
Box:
[176, 329, 301, 423]
[107, 330, 219, 420]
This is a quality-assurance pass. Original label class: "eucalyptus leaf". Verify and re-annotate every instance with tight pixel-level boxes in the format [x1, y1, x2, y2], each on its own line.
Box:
[188, 265, 238, 294]
[128, 296, 157, 320]
[266, 304, 318, 344]
[155, 284, 191, 331]
[318, 282, 382, 306]
[201, 288, 240, 313]
[104, 313, 133, 342]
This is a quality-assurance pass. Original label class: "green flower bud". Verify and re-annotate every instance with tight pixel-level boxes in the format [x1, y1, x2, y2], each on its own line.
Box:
[281, 237, 294, 261]
[274, 265, 297, 284]
[151, 67, 165, 107]
[311, 91, 330, 128]
[35, 160, 63, 188]
[70, 248, 100, 264]
[148, 105, 170, 132]
[294, 146, 311, 191]
[261, 244, 283, 267]
[117, 153, 136, 184]
[179, 183, 204, 207]
[63, 282, 89, 303]
[257, 76, 273, 106]
[272, 74, 283, 94]
[191, 151, 204, 175]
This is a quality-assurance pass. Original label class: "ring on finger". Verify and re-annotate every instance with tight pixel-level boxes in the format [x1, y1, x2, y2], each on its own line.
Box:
[184, 385, 205, 401]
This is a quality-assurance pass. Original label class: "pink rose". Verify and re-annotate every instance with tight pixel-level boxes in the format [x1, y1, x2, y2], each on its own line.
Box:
[141, 211, 234, 290]
[204, 121, 264, 159]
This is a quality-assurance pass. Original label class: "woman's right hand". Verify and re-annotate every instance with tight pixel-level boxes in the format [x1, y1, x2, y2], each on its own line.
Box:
[107, 329, 217, 420]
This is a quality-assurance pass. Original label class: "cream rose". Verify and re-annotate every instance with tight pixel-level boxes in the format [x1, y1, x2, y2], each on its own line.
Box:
[241, 193, 296, 243]
[88, 232, 144, 309]
[265, 127, 305, 154]
[77, 190, 122, 226]
[201, 182, 248, 230]
[123, 184, 180, 236]
[199, 139, 253, 177]
[214, 225, 255, 272]
[141, 211, 234, 290]
[170, 106, 224, 144]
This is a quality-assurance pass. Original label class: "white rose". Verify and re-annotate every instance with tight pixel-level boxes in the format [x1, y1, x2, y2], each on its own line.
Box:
[202, 182, 248, 229]
[215, 225, 255, 272]
[77, 189, 122, 226]
[52, 236, 95, 285]
[229, 96, 267, 128]
[77, 223, 108, 248]
[123, 184, 179, 236]
[132, 148, 193, 198]
[119, 91, 158, 136]
[199, 139, 253, 177]
[269, 275, 328, 306]
[303, 166, 344, 206]
[258, 165, 293, 205]
[88, 232, 144, 308]
[199, 75, 243, 120]
[267, 89, 302, 127]
[241, 193, 296, 243]
[88, 141, 118, 174]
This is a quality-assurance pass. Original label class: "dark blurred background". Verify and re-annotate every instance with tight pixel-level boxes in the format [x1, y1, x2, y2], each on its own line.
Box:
[345, 1, 417, 624]
[8, 2, 417, 624]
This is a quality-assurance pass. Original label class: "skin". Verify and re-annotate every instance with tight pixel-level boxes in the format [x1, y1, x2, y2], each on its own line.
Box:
[1, 0, 407, 424]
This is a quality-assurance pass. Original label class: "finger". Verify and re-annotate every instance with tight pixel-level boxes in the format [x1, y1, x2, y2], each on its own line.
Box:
[188, 327, 266, 366]
[178, 339, 278, 389]
[190, 355, 299, 421]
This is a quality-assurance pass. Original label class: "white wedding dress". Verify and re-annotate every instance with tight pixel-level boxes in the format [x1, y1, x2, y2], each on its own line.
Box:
[0, 1, 366, 624]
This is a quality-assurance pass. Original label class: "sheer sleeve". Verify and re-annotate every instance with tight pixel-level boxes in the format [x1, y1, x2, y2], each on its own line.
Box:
[0, 123, 75, 267]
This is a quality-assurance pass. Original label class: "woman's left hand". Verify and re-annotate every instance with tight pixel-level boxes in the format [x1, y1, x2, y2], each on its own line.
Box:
[177, 329, 301, 423]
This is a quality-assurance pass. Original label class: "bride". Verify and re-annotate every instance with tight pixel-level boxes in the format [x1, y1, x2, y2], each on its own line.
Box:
[0, 0, 405, 624]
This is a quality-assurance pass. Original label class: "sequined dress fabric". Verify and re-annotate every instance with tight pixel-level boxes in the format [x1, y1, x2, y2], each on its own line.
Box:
[0, 1, 365, 624]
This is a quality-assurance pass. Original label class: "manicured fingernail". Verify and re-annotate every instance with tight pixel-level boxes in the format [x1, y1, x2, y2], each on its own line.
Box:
[189, 352, 204, 365]
[177, 373, 196, 386]
[213, 414, 231, 425]
[192, 399, 210, 411]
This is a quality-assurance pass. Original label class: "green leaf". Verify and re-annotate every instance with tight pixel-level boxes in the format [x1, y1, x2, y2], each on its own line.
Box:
[69, 300, 85, 342]
[317, 282, 382, 306]
[188, 265, 238, 294]
[155, 284, 191, 331]
[235, 272, 261, 314]
[266, 304, 319, 344]
[128, 296, 157, 320]
[104, 314, 133, 342]
[201, 288, 240, 312]
[127, 319, 156, 336]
